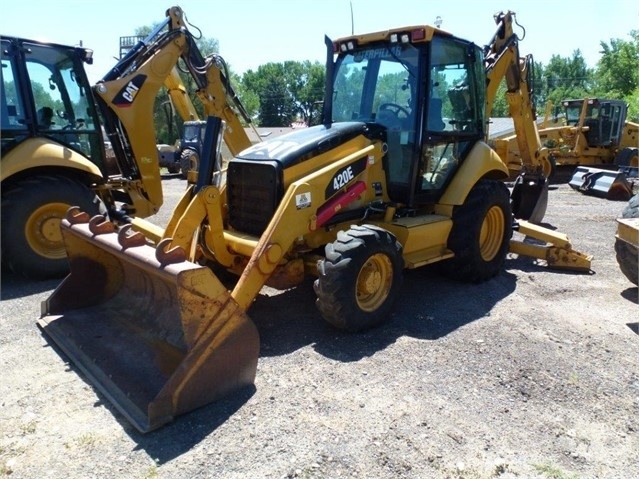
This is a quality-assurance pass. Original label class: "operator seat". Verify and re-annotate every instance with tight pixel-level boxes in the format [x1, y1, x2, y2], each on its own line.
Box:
[37, 106, 54, 129]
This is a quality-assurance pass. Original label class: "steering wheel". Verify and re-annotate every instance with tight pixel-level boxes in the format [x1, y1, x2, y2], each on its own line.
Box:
[379, 102, 410, 119]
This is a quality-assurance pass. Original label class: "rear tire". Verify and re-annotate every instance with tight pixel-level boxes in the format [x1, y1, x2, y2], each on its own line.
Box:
[1, 175, 103, 279]
[442, 180, 512, 283]
[615, 239, 638, 286]
[314, 225, 404, 332]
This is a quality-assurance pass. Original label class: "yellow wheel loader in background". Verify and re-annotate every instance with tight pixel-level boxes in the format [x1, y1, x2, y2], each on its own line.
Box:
[39, 7, 592, 432]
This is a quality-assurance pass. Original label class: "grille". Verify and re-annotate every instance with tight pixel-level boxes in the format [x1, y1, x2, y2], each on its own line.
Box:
[227, 160, 281, 236]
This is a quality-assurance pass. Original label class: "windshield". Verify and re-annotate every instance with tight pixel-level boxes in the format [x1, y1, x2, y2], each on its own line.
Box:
[331, 43, 418, 127]
[565, 102, 586, 125]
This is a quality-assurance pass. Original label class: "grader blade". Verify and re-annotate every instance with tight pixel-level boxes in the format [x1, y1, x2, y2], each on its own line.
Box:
[569, 166, 633, 201]
[38, 210, 260, 433]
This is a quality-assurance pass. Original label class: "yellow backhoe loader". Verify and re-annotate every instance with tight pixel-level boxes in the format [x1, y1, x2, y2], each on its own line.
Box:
[39, 7, 592, 432]
[1, 36, 108, 279]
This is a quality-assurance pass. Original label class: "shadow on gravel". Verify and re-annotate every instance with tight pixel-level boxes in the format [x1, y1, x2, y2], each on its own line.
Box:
[125, 385, 257, 463]
[0, 271, 60, 300]
[250, 264, 518, 363]
[39, 332, 257, 463]
[620, 286, 639, 304]
[550, 165, 579, 185]
[160, 172, 184, 180]
[81, 266, 518, 460]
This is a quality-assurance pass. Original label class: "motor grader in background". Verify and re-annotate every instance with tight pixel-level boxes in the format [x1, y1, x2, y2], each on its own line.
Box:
[492, 97, 638, 201]
[39, 7, 592, 433]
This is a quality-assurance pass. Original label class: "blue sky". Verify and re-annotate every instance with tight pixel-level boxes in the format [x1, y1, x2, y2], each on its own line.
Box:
[2, 0, 637, 83]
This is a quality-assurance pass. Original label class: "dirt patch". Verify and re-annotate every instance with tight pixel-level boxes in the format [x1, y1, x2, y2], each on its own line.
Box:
[1, 178, 638, 479]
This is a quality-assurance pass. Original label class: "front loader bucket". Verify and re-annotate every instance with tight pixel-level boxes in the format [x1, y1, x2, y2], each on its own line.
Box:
[569, 166, 633, 201]
[38, 212, 260, 433]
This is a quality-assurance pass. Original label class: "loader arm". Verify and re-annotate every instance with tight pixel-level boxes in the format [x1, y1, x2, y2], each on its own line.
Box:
[162, 143, 378, 311]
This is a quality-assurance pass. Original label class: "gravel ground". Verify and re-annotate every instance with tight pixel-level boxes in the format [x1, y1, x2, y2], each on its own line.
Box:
[1, 175, 638, 479]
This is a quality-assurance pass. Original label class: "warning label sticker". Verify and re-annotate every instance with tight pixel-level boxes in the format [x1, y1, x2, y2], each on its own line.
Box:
[296, 192, 311, 209]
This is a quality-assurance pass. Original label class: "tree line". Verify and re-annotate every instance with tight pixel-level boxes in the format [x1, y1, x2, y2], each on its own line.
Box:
[147, 27, 638, 145]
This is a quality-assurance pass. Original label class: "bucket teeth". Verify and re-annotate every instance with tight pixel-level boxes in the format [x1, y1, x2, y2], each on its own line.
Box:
[156, 237, 187, 266]
[117, 224, 147, 249]
[66, 206, 91, 225]
[89, 215, 116, 235]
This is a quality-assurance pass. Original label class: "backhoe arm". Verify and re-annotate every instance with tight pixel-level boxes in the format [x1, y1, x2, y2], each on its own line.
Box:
[483, 11, 553, 223]
[199, 62, 254, 156]
[164, 66, 200, 122]
[94, 6, 254, 219]
[484, 11, 547, 173]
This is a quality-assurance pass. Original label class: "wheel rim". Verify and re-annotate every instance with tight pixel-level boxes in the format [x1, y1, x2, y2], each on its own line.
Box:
[24, 202, 69, 260]
[356, 253, 393, 312]
[479, 205, 505, 262]
[190, 152, 200, 171]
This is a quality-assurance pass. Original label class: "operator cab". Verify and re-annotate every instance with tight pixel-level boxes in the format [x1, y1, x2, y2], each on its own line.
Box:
[1, 36, 108, 172]
[563, 98, 628, 148]
[327, 28, 486, 207]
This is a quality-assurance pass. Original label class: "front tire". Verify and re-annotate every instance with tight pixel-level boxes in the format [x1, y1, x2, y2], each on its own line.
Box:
[180, 148, 199, 179]
[442, 180, 512, 283]
[1, 175, 102, 279]
[314, 225, 404, 332]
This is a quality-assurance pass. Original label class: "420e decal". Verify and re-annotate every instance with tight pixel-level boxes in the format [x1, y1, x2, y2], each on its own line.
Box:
[325, 157, 367, 199]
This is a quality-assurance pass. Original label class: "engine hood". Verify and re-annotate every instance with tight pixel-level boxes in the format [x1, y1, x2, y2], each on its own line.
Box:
[235, 122, 372, 169]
